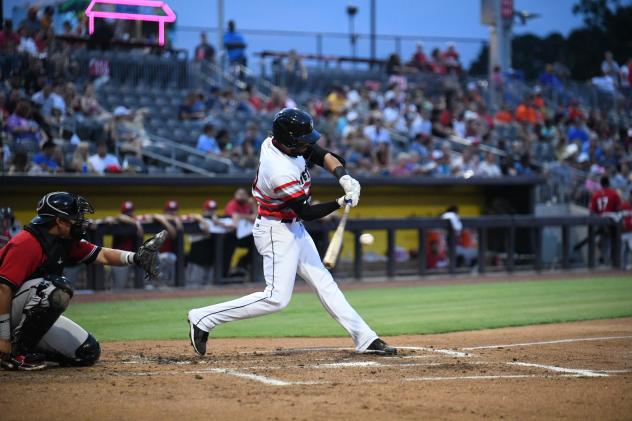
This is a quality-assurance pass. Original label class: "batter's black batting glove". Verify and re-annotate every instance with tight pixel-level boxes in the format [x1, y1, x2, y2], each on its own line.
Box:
[134, 230, 167, 279]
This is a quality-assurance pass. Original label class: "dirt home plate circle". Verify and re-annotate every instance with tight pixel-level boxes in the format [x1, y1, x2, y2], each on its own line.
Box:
[360, 233, 374, 245]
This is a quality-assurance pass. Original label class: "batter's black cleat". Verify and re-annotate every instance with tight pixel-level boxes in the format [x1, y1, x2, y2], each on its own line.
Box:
[366, 338, 397, 356]
[188, 318, 208, 356]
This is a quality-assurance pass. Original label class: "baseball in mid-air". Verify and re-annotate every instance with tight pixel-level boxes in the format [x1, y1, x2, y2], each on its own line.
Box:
[359, 233, 374, 245]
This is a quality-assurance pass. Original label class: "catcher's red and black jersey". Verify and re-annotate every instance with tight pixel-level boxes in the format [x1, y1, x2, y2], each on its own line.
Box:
[0, 227, 100, 292]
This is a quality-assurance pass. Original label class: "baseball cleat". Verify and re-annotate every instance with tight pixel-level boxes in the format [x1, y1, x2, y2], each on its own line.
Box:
[188, 318, 208, 356]
[366, 338, 397, 355]
[1, 354, 47, 371]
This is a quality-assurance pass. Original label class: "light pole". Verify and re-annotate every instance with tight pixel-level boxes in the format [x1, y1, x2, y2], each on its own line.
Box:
[346, 5, 358, 64]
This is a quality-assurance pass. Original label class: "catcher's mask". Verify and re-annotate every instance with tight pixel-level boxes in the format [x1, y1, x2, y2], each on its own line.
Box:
[31, 192, 95, 239]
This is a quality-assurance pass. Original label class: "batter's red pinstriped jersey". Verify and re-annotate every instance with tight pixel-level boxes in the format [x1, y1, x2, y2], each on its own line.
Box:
[252, 137, 311, 219]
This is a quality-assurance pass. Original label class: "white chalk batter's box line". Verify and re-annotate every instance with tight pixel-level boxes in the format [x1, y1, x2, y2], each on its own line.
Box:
[459, 335, 632, 350]
[123, 363, 630, 386]
[195, 335, 632, 386]
[240, 346, 471, 358]
[112, 355, 630, 386]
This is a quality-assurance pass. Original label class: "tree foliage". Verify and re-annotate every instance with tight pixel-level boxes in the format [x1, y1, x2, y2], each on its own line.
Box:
[469, 0, 632, 80]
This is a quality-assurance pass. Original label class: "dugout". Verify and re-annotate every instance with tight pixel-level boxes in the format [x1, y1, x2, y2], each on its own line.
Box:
[2, 174, 542, 220]
[2, 174, 543, 256]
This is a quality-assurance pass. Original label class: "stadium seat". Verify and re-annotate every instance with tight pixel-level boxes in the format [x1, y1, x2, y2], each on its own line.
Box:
[123, 155, 147, 173]
[61, 143, 78, 154]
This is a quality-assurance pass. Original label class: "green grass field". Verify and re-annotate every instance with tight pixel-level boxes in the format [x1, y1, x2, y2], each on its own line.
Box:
[65, 277, 632, 342]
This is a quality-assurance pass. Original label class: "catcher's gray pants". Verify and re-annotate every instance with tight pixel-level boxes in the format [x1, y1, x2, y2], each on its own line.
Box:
[11, 278, 98, 364]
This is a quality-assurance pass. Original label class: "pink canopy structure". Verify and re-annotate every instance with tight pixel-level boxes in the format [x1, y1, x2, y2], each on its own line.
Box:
[85, 0, 176, 46]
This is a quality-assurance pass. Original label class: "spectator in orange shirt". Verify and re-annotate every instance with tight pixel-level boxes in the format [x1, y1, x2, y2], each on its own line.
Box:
[494, 104, 514, 124]
[532, 87, 545, 110]
[515, 96, 539, 125]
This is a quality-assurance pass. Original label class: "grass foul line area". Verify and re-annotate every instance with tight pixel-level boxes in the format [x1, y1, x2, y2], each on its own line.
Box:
[64, 276, 632, 342]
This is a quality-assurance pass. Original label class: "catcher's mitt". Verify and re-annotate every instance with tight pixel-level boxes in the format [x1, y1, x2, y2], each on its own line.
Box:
[134, 230, 167, 279]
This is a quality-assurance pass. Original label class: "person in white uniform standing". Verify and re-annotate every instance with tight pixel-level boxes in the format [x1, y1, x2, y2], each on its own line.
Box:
[187, 108, 396, 356]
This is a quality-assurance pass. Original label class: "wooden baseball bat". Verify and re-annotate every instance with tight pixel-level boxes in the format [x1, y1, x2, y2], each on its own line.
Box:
[323, 204, 351, 269]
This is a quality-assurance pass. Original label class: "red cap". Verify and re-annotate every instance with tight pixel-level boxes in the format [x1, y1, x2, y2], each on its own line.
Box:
[164, 200, 179, 211]
[105, 164, 122, 173]
[203, 199, 217, 211]
[120, 201, 134, 213]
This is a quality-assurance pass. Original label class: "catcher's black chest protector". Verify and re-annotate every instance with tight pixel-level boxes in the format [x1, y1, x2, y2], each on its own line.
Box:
[24, 224, 74, 279]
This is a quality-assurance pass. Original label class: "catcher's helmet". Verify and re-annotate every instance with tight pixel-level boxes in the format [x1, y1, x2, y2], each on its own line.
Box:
[32, 192, 94, 226]
[272, 108, 320, 150]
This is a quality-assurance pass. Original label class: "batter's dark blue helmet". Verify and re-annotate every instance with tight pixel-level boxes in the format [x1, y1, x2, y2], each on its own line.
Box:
[272, 108, 320, 149]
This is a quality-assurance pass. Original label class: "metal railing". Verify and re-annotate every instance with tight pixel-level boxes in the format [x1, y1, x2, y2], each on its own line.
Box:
[83, 214, 625, 290]
[71, 49, 191, 88]
[177, 25, 486, 69]
[149, 134, 233, 168]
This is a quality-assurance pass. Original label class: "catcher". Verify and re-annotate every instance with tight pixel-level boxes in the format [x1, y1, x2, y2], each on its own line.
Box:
[0, 192, 166, 370]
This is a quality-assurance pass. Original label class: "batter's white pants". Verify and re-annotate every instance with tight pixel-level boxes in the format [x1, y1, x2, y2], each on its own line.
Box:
[188, 217, 378, 352]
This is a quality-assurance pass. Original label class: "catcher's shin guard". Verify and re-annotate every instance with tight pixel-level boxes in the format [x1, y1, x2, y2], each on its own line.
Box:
[52, 334, 101, 367]
[12, 277, 72, 355]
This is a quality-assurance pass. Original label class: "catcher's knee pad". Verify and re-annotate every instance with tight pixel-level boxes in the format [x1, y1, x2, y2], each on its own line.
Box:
[71, 334, 101, 367]
[46, 275, 74, 299]
[48, 288, 71, 312]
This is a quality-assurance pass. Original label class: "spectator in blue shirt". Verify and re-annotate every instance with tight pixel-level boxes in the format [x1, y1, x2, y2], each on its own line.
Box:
[32, 141, 60, 173]
[538, 64, 563, 92]
[567, 120, 588, 145]
[223, 20, 247, 66]
[196, 124, 221, 155]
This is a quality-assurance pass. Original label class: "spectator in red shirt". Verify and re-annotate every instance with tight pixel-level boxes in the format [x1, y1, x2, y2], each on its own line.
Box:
[409, 42, 428, 70]
[194, 32, 215, 63]
[442, 42, 461, 74]
[589, 177, 622, 264]
[246, 84, 263, 112]
[107, 201, 144, 289]
[0, 20, 20, 53]
[619, 191, 632, 269]
[0, 208, 20, 249]
[429, 48, 446, 75]
[222, 188, 257, 279]
[0, 192, 165, 370]
[590, 176, 621, 215]
[145, 200, 182, 287]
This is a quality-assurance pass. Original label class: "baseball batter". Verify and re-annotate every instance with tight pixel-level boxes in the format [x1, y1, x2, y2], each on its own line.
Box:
[188, 108, 396, 355]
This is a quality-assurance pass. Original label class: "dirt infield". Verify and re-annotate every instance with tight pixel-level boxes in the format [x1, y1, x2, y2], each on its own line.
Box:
[1, 318, 631, 420]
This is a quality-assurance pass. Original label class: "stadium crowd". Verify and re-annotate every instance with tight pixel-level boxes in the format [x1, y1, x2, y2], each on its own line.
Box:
[1, 7, 632, 209]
